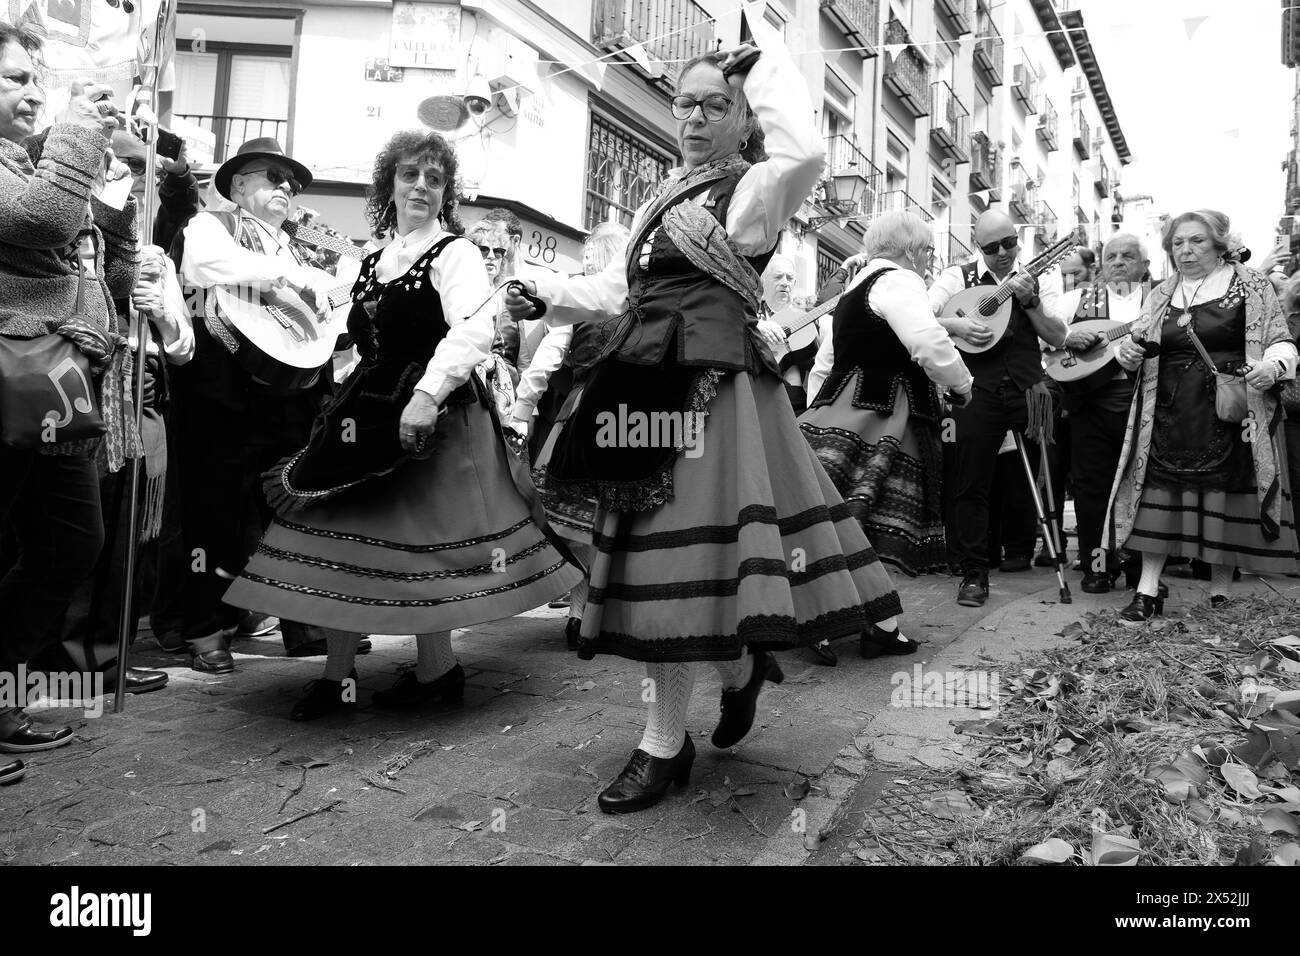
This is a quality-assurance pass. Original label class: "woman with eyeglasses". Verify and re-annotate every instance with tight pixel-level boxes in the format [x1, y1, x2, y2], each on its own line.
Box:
[505, 8, 902, 814]
[797, 212, 973, 665]
[0, 23, 139, 776]
[1106, 210, 1299, 622]
[224, 129, 582, 720]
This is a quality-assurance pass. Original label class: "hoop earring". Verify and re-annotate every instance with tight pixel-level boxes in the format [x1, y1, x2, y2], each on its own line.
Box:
[740, 138, 749, 151]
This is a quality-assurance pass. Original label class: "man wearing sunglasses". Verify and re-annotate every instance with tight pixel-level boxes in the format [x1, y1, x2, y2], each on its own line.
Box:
[928, 210, 1068, 608]
[173, 137, 338, 673]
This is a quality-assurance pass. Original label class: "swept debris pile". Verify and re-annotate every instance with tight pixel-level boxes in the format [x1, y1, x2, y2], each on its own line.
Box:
[854, 595, 1300, 865]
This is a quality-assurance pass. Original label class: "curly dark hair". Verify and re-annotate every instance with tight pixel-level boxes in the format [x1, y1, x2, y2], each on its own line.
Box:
[364, 130, 464, 239]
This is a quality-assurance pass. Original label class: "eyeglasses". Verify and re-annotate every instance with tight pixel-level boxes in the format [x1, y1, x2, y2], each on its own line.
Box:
[670, 93, 733, 123]
[978, 236, 1019, 256]
[241, 166, 303, 197]
[477, 245, 507, 260]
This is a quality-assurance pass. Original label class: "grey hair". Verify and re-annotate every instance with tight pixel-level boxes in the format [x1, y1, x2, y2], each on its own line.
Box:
[1104, 231, 1148, 262]
[863, 211, 933, 263]
[583, 220, 631, 273]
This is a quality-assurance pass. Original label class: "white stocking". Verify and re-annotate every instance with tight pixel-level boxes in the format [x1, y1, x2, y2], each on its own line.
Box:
[414, 630, 457, 682]
[712, 652, 754, 691]
[1210, 563, 1234, 598]
[638, 662, 696, 758]
[323, 630, 364, 682]
[1137, 551, 1163, 597]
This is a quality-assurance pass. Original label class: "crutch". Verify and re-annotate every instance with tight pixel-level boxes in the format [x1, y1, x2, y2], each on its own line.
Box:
[114, 0, 174, 714]
[1013, 432, 1071, 604]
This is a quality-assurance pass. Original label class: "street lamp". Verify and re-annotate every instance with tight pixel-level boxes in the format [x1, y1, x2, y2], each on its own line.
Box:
[807, 169, 870, 231]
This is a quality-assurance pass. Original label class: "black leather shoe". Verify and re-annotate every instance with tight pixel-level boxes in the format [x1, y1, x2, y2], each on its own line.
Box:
[0, 759, 25, 785]
[1118, 592, 1164, 625]
[999, 555, 1032, 573]
[565, 617, 581, 651]
[105, 668, 169, 695]
[1081, 572, 1112, 594]
[290, 671, 358, 721]
[287, 638, 372, 658]
[1210, 594, 1229, 609]
[957, 571, 989, 607]
[191, 648, 235, 674]
[860, 623, 919, 659]
[0, 723, 74, 753]
[597, 736, 695, 814]
[712, 651, 783, 749]
[372, 664, 465, 709]
[1034, 546, 1058, 568]
[807, 641, 838, 666]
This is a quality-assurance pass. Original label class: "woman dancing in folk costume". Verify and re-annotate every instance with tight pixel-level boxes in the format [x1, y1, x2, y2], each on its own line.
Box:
[798, 211, 973, 666]
[224, 130, 583, 720]
[1106, 209, 1299, 623]
[529, 222, 632, 650]
[506, 9, 904, 814]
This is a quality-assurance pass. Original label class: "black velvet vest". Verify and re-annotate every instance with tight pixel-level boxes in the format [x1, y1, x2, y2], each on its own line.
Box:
[958, 261, 1044, 391]
[810, 267, 943, 422]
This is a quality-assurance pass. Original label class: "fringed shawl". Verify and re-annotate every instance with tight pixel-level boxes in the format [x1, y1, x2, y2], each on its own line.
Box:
[1105, 263, 1295, 547]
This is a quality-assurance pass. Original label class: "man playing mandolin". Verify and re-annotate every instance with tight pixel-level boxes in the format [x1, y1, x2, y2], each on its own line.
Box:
[928, 210, 1069, 608]
[173, 137, 339, 674]
[1050, 233, 1151, 594]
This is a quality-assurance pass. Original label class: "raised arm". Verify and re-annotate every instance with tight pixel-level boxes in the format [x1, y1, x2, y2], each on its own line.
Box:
[725, 9, 825, 255]
[0, 124, 106, 249]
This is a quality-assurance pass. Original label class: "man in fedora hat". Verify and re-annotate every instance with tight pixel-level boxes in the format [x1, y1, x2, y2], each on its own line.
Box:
[171, 137, 341, 674]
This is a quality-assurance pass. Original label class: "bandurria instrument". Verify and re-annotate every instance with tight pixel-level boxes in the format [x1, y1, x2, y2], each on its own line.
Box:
[1043, 316, 1140, 384]
[939, 232, 1080, 354]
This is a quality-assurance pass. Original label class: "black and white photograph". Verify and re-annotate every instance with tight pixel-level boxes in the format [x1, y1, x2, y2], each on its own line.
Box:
[0, 0, 1298, 929]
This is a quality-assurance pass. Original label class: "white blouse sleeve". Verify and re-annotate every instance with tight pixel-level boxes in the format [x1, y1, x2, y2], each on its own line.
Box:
[872, 269, 974, 394]
[512, 324, 574, 420]
[414, 236, 495, 400]
[805, 324, 835, 404]
[724, 10, 825, 256]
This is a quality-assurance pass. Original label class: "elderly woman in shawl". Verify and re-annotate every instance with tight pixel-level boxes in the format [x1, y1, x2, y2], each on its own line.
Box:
[1106, 210, 1299, 623]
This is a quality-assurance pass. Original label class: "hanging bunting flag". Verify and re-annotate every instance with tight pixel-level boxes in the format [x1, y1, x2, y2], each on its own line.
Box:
[691, 20, 714, 46]
[1183, 16, 1208, 40]
[1224, 128, 1240, 139]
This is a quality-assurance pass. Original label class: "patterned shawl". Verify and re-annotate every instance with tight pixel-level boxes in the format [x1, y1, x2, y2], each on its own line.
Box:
[1105, 262, 1295, 547]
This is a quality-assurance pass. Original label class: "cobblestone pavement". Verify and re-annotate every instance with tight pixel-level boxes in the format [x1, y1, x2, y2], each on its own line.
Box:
[2, 567, 1108, 865]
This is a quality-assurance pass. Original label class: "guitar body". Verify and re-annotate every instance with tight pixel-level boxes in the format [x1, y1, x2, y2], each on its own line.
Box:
[210, 269, 352, 390]
[940, 286, 1014, 354]
[1043, 318, 1128, 384]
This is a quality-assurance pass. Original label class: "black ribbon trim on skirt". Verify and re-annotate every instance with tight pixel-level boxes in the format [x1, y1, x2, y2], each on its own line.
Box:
[253, 538, 551, 581]
[589, 502, 855, 553]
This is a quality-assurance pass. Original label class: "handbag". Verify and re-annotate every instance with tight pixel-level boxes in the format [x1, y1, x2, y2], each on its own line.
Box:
[0, 259, 107, 447]
[1182, 318, 1248, 424]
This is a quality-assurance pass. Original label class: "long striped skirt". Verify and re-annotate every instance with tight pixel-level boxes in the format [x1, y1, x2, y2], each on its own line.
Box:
[798, 372, 946, 576]
[572, 369, 902, 663]
[223, 398, 583, 635]
[1125, 484, 1300, 575]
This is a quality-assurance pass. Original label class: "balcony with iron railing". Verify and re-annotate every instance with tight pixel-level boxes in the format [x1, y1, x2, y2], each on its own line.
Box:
[968, 130, 993, 190]
[876, 187, 934, 222]
[973, 5, 1004, 87]
[819, 0, 881, 55]
[1072, 107, 1090, 159]
[592, 0, 713, 91]
[1095, 155, 1111, 196]
[936, 0, 974, 36]
[948, 230, 973, 267]
[1286, 150, 1299, 214]
[883, 19, 931, 117]
[1009, 164, 1035, 220]
[1037, 96, 1058, 151]
[1034, 199, 1058, 242]
[176, 114, 287, 164]
[817, 133, 882, 221]
[930, 81, 970, 163]
[1012, 52, 1038, 113]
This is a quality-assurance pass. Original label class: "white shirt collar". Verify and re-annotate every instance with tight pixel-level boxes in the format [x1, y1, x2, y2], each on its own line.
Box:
[376, 218, 447, 283]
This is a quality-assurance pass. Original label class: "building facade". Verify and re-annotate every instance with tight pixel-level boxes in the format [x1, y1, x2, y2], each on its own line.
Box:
[162, 0, 1131, 289]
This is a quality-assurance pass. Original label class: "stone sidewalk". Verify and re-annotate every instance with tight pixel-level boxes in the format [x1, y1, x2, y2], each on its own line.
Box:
[2, 567, 1144, 866]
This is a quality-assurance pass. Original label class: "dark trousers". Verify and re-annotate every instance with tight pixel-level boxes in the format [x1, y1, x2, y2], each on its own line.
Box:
[985, 448, 1039, 566]
[1068, 401, 1130, 574]
[0, 448, 103, 717]
[1286, 418, 1300, 507]
[176, 391, 317, 651]
[1041, 401, 1069, 554]
[147, 398, 187, 648]
[949, 378, 1040, 573]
